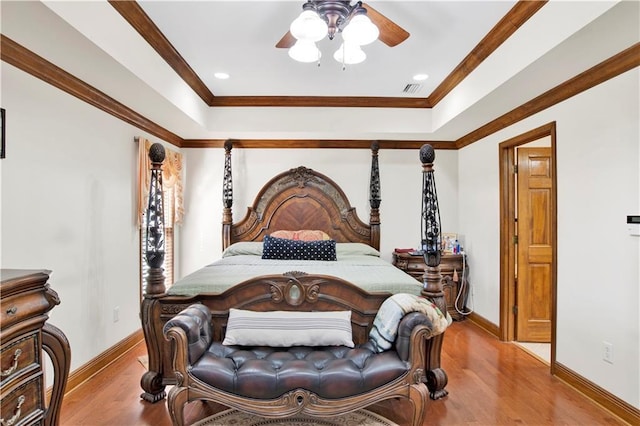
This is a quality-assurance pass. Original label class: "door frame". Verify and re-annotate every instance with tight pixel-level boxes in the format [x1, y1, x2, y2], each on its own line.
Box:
[498, 122, 558, 370]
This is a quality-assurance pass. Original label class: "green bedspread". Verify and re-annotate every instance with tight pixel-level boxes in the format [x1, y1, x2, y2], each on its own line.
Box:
[167, 242, 423, 296]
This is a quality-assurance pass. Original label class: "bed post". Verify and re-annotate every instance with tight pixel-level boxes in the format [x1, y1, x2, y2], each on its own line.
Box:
[222, 139, 233, 250]
[143, 143, 167, 297]
[419, 143, 449, 400]
[369, 141, 381, 250]
[140, 142, 168, 403]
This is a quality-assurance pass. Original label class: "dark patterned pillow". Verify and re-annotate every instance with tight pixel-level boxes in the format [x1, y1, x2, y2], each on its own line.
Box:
[262, 235, 337, 261]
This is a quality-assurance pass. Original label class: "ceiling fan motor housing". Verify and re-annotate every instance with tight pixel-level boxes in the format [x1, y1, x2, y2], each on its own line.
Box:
[313, 1, 363, 39]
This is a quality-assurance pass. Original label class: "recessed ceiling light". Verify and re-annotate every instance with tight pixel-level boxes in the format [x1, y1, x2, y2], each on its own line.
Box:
[413, 73, 429, 81]
[214, 72, 230, 80]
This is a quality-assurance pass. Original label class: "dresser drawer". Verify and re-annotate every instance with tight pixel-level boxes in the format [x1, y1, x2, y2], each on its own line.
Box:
[407, 262, 426, 271]
[0, 291, 51, 331]
[1, 333, 38, 385]
[0, 375, 44, 426]
[394, 258, 408, 270]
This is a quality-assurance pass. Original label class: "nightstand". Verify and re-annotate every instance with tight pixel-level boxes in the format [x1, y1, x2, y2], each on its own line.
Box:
[392, 251, 469, 321]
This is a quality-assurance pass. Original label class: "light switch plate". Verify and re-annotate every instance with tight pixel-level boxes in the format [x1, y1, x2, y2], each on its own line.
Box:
[627, 216, 640, 236]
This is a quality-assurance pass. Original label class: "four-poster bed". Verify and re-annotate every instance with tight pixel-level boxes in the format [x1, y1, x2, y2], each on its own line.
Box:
[139, 140, 449, 404]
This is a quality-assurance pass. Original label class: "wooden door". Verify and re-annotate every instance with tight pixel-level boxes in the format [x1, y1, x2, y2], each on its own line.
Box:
[516, 147, 552, 342]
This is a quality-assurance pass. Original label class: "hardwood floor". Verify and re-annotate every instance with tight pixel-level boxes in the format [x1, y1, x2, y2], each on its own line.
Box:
[58, 320, 627, 425]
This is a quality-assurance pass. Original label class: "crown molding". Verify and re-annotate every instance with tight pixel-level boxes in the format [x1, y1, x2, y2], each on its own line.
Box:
[110, 0, 546, 109]
[429, 0, 546, 106]
[455, 42, 640, 148]
[181, 139, 455, 150]
[108, 0, 215, 106]
[0, 34, 184, 147]
[208, 96, 431, 108]
[2, 34, 636, 150]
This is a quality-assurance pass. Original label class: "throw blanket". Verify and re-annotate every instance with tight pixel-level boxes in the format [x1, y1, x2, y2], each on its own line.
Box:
[369, 293, 451, 352]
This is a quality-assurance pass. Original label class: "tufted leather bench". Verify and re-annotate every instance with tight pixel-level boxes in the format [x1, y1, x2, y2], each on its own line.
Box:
[163, 303, 443, 426]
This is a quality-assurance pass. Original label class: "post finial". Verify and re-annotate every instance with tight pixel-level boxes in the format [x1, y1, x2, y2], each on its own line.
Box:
[149, 143, 166, 164]
[419, 143, 435, 164]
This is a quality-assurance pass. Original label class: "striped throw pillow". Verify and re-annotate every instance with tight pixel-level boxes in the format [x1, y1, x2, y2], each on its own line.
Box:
[222, 309, 354, 347]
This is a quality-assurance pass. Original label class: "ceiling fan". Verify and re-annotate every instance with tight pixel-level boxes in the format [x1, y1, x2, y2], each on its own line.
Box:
[275, 1, 410, 50]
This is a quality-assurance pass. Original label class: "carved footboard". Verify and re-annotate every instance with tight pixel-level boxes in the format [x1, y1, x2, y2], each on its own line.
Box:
[140, 272, 448, 403]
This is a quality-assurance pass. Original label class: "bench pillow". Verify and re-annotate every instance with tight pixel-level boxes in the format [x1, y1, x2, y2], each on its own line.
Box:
[222, 309, 354, 348]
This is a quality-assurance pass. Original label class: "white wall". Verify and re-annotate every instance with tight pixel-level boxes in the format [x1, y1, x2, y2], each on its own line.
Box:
[458, 69, 639, 407]
[180, 147, 458, 276]
[0, 64, 164, 374]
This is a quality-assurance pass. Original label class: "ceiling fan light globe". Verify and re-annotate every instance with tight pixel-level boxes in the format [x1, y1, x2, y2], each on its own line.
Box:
[333, 42, 366, 65]
[290, 10, 328, 42]
[342, 14, 379, 46]
[289, 40, 322, 63]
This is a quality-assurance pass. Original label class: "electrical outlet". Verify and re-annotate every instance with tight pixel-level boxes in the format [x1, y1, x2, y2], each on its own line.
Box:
[113, 306, 120, 323]
[602, 341, 613, 364]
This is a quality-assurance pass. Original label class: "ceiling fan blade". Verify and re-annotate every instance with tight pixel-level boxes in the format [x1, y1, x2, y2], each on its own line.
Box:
[276, 31, 296, 48]
[363, 3, 410, 47]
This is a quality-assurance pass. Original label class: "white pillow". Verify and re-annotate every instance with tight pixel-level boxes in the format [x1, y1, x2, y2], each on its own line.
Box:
[222, 242, 263, 257]
[222, 309, 354, 348]
[335, 243, 380, 258]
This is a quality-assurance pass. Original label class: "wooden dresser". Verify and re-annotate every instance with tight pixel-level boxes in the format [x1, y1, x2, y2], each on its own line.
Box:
[392, 251, 470, 321]
[1, 269, 71, 426]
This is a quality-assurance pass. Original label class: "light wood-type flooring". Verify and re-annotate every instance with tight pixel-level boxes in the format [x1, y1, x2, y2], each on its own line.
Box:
[58, 320, 627, 425]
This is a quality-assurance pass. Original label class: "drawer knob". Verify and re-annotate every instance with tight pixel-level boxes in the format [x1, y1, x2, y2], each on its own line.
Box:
[6, 306, 17, 316]
[1, 349, 23, 377]
[1, 394, 25, 426]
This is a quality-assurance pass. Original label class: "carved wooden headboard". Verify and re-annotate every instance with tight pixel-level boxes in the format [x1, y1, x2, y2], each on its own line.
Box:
[221, 141, 381, 250]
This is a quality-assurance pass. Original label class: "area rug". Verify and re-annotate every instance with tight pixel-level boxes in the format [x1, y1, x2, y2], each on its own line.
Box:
[192, 408, 398, 426]
[138, 355, 148, 369]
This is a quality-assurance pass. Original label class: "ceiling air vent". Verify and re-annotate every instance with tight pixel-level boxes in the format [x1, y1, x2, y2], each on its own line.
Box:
[403, 83, 421, 94]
